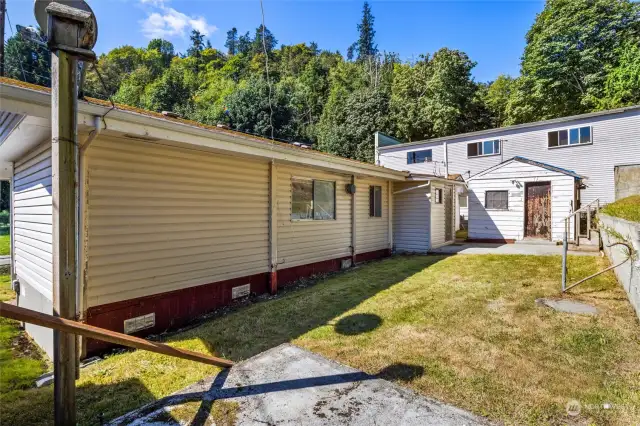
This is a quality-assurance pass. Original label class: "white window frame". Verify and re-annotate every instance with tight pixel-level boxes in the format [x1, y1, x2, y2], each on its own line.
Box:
[467, 139, 501, 158]
[485, 190, 509, 211]
[548, 126, 592, 149]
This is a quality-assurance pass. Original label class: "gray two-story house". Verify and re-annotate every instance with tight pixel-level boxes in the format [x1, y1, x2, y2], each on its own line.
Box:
[376, 105, 640, 243]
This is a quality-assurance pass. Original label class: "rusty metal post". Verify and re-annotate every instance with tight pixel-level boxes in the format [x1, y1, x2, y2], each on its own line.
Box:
[562, 219, 568, 292]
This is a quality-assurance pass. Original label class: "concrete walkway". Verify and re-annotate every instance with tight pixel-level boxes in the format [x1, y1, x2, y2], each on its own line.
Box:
[0, 255, 9, 266]
[109, 344, 489, 426]
[431, 242, 598, 256]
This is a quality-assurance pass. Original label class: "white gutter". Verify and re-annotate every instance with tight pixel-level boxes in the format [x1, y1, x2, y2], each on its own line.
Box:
[393, 182, 431, 195]
[77, 115, 101, 332]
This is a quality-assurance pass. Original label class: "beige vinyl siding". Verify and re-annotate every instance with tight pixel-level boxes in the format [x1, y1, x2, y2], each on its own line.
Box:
[13, 143, 53, 300]
[276, 165, 351, 269]
[85, 136, 270, 307]
[468, 161, 575, 241]
[356, 177, 389, 254]
[393, 182, 431, 253]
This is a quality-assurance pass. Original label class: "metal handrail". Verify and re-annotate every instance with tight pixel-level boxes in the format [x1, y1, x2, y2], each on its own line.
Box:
[561, 198, 601, 222]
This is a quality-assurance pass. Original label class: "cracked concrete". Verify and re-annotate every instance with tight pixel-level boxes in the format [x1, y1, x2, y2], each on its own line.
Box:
[109, 344, 489, 425]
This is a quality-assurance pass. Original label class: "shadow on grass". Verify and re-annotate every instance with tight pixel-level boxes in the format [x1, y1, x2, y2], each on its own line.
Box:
[334, 313, 382, 335]
[181, 255, 448, 361]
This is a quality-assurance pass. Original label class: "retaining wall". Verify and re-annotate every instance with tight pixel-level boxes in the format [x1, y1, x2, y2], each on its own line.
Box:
[599, 213, 640, 321]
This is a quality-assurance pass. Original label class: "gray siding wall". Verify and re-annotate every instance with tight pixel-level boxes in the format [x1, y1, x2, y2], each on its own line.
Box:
[379, 109, 640, 205]
[393, 182, 431, 252]
[13, 142, 54, 358]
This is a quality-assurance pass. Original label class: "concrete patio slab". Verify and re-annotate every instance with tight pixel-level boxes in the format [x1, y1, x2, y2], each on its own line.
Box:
[430, 242, 598, 256]
[109, 344, 489, 426]
[536, 298, 599, 315]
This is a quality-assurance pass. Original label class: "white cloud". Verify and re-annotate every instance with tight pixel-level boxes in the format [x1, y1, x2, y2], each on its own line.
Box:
[139, 0, 217, 39]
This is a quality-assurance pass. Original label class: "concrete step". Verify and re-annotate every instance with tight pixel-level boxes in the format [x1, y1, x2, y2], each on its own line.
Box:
[569, 243, 600, 252]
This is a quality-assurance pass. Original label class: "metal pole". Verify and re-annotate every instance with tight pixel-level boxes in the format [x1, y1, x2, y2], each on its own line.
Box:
[51, 48, 78, 426]
[0, 0, 5, 77]
[562, 220, 568, 292]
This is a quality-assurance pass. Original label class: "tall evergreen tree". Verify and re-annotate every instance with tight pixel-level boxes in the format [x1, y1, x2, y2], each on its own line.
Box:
[187, 30, 206, 58]
[4, 29, 51, 86]
[237, 31, 252, 55]
[356, 2, 377, 60]
[225, 28, 239, 55]
[252, 25, 278, 55]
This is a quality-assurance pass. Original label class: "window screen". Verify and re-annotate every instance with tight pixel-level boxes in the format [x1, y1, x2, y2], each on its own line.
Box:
[291, 179, 313, 219]
[485, 191, 508, 210]
[313, 181, 336, 220]
[369, 186, 382, 217]
[459, 195, 468, 208]
[407, 149, 432, 164]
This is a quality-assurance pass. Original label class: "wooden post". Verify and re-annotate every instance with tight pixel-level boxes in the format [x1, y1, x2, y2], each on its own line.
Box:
[268, 160, 278, 294]
[351, 175, 357, 265]
[51, 49, 78, 426]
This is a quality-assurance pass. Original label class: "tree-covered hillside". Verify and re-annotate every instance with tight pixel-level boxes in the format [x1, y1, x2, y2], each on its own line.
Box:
[4, 0, 639, 163]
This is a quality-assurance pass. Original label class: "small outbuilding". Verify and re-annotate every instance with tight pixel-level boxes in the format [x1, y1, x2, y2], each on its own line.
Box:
[467, 157, 585, 243]
[393, 175, 466, 252]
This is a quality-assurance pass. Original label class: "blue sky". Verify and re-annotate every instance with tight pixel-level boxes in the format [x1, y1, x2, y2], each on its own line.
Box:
[7, 0, 545, 82]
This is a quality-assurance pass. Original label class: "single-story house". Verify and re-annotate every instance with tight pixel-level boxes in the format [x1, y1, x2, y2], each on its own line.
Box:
[467, 157, 584, 243]
[0, 78, 459, 357]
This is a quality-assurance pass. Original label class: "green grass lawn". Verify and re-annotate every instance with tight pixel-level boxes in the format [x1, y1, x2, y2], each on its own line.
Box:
[0, 274, 48, 400]
[2, 255, 639, 425]
[601, 195, 640, 223]
[455, 228, 468, 240]
[0, 234, 9, 256]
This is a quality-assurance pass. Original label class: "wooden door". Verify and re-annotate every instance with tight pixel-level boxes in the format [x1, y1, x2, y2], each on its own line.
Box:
[525, 182, 551, 239]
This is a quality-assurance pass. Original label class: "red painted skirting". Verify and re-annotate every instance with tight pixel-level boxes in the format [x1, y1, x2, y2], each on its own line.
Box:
[355, 248, 391, 263]
[86, 273, 268, 354]
[276, 256, 352, 288]
[466, 238, 516, 244]
[84, 249, 390, 355]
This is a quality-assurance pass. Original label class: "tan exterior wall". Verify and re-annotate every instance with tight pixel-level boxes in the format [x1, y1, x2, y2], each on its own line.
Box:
[276, 165, 352, 269]
[85, 136, 270, 307]
[355, 177, 389, 254]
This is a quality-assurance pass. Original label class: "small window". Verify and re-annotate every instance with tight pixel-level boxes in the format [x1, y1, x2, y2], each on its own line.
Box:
[291, 178, 335, 220]
[459, 195, 468, 208]
[579, 126, 591, 144]
[369, 186, 382, 217]
[434, 188, 443, 204]
[407, 149, 432, 164]
[467, 140, 500, 158]
[548, 126, 592, 148]
[485, 190, 508, 210]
